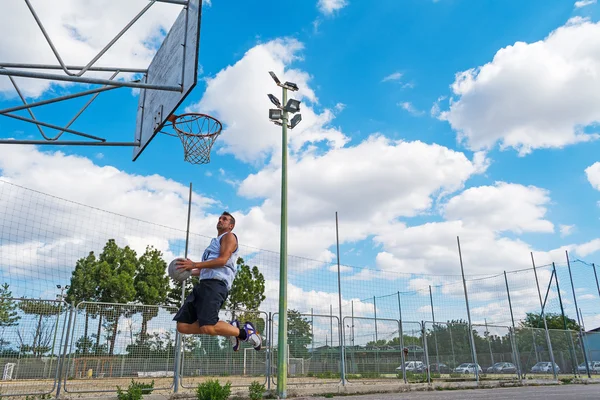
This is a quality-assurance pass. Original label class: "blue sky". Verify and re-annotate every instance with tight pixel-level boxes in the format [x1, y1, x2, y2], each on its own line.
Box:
[1, 0, 600, 331]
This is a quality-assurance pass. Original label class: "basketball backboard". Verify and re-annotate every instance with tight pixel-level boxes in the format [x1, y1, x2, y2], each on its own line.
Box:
[132, 0, 202, 161]
[0, 0, 203, 163]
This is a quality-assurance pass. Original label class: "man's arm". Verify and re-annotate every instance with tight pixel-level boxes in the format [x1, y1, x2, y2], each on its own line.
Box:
[176, 233, 238, 273]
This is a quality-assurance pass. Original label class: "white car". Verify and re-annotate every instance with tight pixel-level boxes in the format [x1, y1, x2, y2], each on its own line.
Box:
[577, 361, 600, 374]
[396, 361, 426, 373]
[453, 363, 482, 374]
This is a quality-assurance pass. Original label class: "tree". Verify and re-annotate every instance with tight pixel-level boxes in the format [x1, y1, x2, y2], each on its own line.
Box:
[0, 283, 20, 350]
[134, 246, 169, 340]
[95, 240, 138, 355]
[18, 299, 61, 356]
[66, 252, 100, 355]
[225, 258, 266, 333]
[520, 312, 580, 331]
[287, 309, 312, 358]
[0, 284, 20, 328]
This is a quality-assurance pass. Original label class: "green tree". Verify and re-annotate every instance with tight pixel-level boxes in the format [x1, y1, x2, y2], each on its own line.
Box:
[18, 299, 61, 356]
[288, 309, 312, 358]
[95, 239, 138, 355]
[0, 283, 21, 350]
[520, 312, 580, 331]
[0, 283, 20, 328]
[66, 252, 100, 355]
[134, 246, 169, 340]
[225, 258, 266, 333]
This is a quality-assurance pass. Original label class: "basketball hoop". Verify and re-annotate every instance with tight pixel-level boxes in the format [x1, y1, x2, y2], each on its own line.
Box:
[166, 113, 222, 165]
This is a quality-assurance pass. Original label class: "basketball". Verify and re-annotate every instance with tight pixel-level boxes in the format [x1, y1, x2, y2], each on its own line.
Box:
[168, 258, 191, 282]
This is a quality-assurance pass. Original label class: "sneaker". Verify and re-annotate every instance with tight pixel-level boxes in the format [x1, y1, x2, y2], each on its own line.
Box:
[243, 321, 262, 351]
[229, 320, 240, 352]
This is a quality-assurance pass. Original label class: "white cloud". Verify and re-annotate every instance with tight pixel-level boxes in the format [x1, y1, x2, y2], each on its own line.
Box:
[560, 224, 575, 237]
[442, 182, 554, 234]
[188, 38, 348, 164]
[237, 135, 486, 260]
[317, 0, 349, 15]
[439, 18, 600, 155]
[398, 102, 425, 117]
[382, 72, 403, 82]
[579, 294, 597, 300]
[574, 238, 600, 257]
[0, 0, 182, 97]
[586, 162, 600, 191]
[575, 0, 596, 8]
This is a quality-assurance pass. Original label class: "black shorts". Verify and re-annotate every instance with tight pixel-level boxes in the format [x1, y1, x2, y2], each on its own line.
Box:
[173, 279, 228, 326]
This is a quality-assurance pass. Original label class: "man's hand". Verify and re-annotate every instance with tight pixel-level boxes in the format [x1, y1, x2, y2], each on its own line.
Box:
[175, 258, 197, 271]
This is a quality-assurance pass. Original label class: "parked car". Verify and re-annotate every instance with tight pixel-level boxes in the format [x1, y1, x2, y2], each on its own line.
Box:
[429, 363, 451, 374]
[453, 363, 482, 374]
[486, 362, 517, 374]
[396, 361, 426, 373]
[531, 362, 560, 374]
[577, 361, 600, 374]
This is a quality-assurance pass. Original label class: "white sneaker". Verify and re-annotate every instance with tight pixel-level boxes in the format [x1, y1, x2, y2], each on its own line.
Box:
[229, 320, 240, 352]
[243, 321, 262, 351]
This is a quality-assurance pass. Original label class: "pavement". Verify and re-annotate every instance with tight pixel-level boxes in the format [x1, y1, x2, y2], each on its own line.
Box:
[304, 384, 599, 399]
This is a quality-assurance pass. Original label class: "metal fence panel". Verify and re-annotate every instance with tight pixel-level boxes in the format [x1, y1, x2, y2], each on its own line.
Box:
[0, 298, 67, 397]
[342, 316, 402, 380]
[424, 321, 478, 381]
[471, 324, 519, 380]
[271, 312, 341, 385]
[63, 302, 178, 393]
[179, 309, 268, 389]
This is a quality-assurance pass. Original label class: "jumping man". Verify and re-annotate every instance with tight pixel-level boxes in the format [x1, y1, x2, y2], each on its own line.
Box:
[173, 211, 262, 351]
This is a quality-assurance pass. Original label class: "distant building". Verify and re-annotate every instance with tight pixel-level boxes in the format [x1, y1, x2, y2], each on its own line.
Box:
[584, 327, 600, 361]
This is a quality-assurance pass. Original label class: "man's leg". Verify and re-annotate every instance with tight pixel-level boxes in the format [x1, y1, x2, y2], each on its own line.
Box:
[176, 320, 239, 336]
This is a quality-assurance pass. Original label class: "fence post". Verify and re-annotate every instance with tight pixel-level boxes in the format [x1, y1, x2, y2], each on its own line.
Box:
[55, 305, 74, 398]
[429, 285, 440, 367]
[503, 271, 522, 380]
[267, 312, 272, 390]
[334, 211, 346, 385]
[456, 236, 479, 384]
[565, 251, 591, 378]
[552, 262, 579, 377]
[593, 263, 600, 307]
[421, 321, 431, 385]
[397, 292, 407, 384]
[530, 252, 558, 380]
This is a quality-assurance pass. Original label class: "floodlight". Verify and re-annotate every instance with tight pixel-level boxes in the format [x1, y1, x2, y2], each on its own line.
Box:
[269, 109, 283, 120]
[56, 284, 61, 289]
[284, 99, 301, 113]
[284, 81, 299, 91]
[269, 71, 281, 85]
[290, 114, 302, 129]
[273, 121, 283, 126]
[268, 94, 281, 107]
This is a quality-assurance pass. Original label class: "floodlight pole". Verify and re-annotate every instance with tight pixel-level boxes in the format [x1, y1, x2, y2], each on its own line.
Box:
[277, 83, 289, 399]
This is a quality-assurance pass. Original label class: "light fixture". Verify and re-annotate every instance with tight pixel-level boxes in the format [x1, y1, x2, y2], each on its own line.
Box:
[269, 109, 283, 120]
[284, 99, 301, 114]
[269, 71, 281, 85]
[268, 94, 281, 108]
[290, 114, 302, 129]
[284, 81, 299, 91]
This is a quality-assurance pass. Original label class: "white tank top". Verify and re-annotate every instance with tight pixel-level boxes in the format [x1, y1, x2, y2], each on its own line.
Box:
[199, 232, 239, 290]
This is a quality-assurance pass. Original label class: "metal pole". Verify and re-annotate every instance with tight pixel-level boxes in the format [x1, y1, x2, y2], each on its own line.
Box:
[504, 271, 522, 379]
[330, 304, 333, 351]
[565, 251, 591, 378]
[311, 308, 314, 354]
[397, 292, 407, 384]
[277, 85, 289, 398]
[553, 263, 578, 377]
[373, 297, 378, 343]
[173, 183, 193, 392]
[335, 212, 346, 385]
[456, 236, 479, 383]
[55, 307, 74, 397]
[530, 252, 558, 380]
[0, 68, 182, 91]
[351, 301, 354, 347]
[485, 319, 494, 366]
[593, 263, 600, 304]
[429, 286, 440, 367]
[0, 62, 147, 73]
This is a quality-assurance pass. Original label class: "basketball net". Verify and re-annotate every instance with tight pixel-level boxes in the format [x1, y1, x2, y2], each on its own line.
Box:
[167, 113, 222, 164]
